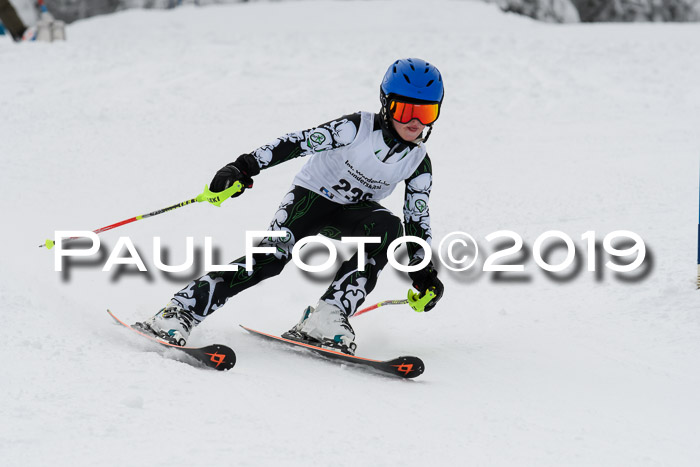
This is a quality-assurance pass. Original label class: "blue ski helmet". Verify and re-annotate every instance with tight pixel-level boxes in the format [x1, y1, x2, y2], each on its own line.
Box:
[381, 58, 444, 104]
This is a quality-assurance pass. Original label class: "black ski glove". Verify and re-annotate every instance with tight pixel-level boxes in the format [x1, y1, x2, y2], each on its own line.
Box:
[209, 154, 258, 196]
[407, 258, 444, 312]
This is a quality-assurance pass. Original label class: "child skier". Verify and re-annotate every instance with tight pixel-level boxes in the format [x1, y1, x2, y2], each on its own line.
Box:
[137, 58, 445, 355]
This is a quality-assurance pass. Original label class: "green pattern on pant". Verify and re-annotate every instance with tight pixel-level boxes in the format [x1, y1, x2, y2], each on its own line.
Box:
[320, 214, 403, 315]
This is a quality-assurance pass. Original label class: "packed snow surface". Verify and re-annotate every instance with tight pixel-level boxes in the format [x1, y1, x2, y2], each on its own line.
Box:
[2, 1, 700, 466]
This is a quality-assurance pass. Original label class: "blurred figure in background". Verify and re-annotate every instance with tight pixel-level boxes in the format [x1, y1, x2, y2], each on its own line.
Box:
[0, 0, 27, 41]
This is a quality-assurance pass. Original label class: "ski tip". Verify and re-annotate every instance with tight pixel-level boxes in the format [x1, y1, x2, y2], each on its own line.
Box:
[387, 356, 425, 379]
[199, 344, 237, 371]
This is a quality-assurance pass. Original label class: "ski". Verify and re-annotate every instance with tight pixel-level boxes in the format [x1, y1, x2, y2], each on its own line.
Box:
[240, 325, 424, 379]
[107, 310, 236, 371]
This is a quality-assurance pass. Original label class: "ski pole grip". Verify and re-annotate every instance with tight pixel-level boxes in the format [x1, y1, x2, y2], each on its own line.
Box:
[196, 181, 243, 207]
[407, 289, 437, 313]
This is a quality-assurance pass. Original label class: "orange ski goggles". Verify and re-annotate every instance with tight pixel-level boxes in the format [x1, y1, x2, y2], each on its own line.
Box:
[389, 100, 440, 125]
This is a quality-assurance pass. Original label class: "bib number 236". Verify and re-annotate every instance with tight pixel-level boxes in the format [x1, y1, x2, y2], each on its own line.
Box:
[332, 179, 373, 202]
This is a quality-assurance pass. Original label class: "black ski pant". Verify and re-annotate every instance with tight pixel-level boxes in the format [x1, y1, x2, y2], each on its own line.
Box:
[170, 186, 403, 321]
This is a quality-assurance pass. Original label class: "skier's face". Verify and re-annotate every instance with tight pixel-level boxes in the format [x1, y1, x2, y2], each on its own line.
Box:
[392, 118, 425, 142]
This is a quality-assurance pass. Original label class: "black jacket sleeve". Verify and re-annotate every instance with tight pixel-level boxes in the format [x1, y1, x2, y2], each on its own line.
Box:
[403, 154, 433, 262]
[244, 113, 363, 173]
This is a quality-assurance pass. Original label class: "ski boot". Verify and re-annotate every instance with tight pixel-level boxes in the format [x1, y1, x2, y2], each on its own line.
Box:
[283, 300, 357, 355]
[134, 304, 198, 346]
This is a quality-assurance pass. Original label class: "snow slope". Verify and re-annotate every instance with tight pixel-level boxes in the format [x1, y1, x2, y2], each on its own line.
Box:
[2, 1, 700, 465]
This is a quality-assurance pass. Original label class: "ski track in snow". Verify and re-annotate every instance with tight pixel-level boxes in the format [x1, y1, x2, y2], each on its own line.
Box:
[1, 1, 700, 466]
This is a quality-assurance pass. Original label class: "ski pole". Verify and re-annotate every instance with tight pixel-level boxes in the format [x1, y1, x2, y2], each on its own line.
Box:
[39, 182, 242, 249]
[353, 289, 437, 316]
[353, 299, 408, 317]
